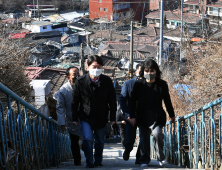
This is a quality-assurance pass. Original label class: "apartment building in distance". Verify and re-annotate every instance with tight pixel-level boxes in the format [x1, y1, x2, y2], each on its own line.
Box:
[89, 0, 148, 21]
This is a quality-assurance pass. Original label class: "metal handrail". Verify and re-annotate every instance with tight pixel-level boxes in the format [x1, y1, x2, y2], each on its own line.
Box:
[150, 96, 222, 169]
[0, 83, 72, 169]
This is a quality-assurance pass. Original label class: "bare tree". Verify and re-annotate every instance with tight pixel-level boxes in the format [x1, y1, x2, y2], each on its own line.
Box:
[80, 0, 89, 14]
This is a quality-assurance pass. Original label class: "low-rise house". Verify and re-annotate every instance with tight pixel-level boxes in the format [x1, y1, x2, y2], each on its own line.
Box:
[27, 45, 60, 67]
[23, 21, 68, 33]
[61, 32, 79, 45]
[25, 31, 62, 43]
[146, 9, 201, 29]
[98, 42, 157, 59]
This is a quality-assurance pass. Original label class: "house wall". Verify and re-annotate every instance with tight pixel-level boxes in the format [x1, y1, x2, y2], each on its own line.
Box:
[89, 0, 113, 20]
[53, 27, 69, 33]
[23, 23, 68, 33]
[147, 18, 183, 29]
[89, 0, 148, 21]
[39, 25, 53, 32]
[131, 0, 149, 21]
[150, 0, 177, 11]
[24, 24, 42, 32]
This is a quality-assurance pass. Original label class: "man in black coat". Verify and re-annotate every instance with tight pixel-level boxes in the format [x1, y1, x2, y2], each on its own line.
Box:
[119, 64, 142, 163]
[72, 55, 117, 168]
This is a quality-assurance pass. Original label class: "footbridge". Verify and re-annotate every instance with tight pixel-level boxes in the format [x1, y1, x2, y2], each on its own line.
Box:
[0, 83, 221, 170]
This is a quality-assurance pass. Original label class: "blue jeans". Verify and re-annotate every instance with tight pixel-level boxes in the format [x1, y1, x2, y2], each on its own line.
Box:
[80, 121, 106, 166]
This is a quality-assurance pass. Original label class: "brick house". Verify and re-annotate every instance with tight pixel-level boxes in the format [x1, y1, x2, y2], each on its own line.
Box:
[89, 0, 148, 21]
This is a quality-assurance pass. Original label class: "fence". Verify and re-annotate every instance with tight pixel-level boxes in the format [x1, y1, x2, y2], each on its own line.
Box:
[0, 83, 72, 170]
[151, 97, 222, 169]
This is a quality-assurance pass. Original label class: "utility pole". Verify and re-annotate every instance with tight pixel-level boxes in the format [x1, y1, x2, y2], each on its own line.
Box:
[37, 0, 40, 21]
[159, 0, 163, 66]
[202, 0, 204, 39]
[33, 0, 35, 18]
[180, 0, 183, 62]
[54, 0, 57, 14]
[129, 21, 134, 79]
[81, 43, 85, 75]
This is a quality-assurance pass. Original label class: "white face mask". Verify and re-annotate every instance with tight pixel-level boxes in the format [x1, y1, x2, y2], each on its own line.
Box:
[89, 68, 102, 77]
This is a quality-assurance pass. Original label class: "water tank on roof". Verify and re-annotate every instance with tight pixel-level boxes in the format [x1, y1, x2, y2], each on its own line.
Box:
[30, 80, 51, 109]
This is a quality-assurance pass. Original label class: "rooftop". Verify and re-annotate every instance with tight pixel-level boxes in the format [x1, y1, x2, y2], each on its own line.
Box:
[184, 0, 200, 5]
[146, 10, 201, 23]
[25, 67, 68, 94]
[32, 21, 53, 26]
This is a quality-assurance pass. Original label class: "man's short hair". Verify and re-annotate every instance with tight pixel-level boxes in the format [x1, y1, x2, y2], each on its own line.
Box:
[87, 55, 103, 66]
[136, 64, 141, 70]
[66, 66, 79, 76]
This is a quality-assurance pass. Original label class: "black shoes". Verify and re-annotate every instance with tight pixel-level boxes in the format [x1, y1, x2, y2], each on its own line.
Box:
[74, 162, 81, 166]
[135, 160, 140, 164]
[86, 164, 95, 168]
[94, 163, 103, 167]
[123, 151, 130, 161]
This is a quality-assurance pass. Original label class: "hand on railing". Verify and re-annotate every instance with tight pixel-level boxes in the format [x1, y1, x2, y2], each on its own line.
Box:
[129, 118, 136, 126]
[171, 116, 175, 123]
[60, 125, 67, 131]
[73, 121, 79, 126]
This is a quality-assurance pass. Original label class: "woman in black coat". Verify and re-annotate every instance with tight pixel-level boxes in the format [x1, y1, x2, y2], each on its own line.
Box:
[129, 59, 175, 167]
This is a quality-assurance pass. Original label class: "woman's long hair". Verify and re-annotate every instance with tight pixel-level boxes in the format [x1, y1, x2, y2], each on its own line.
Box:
[140, 59, 162, 82]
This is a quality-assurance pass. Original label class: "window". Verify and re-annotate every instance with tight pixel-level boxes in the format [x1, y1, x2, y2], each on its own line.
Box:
[139, 12, 142, 15]
[156, 19, 160, 23]
[104, 8, 107, 11]
[139, 3, 143, 7]
[171, 21, 175, 25]
[43, 26, 47, 29]
[166, 1, 169, 4]
[149, 19, 155, 24]
[99, 0, 102, 2]
[100, 7, 103, 11]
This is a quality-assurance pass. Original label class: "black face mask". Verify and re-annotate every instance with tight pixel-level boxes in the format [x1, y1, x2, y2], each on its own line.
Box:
[72, 76, 79, 83]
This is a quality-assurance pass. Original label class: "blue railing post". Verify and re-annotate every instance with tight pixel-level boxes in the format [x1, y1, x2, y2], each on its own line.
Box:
[209, 107, 216, 168]
[177, 118, 181, 166]
[170, 123, 172, 163]
[0, 102, 7, 170]
[188, 118, 192, 168]
[219, 102, 222, 166]
[194, 114, 199, 169]
[200, 110, 206, 169]
[49, 117, 57, 166]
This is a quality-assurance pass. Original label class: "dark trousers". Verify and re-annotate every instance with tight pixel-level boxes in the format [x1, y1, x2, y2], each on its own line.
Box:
[125, 121, 141, 162]
[112, 123, 119, 135]
[139, 125, 165, 164]
[118, 124, 126, 147]
[69, 133, 81, 165]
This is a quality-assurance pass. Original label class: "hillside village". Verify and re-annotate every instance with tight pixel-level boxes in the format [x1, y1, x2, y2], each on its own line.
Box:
[0, 0, 221, 118]
[0, 0, 222, 169]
